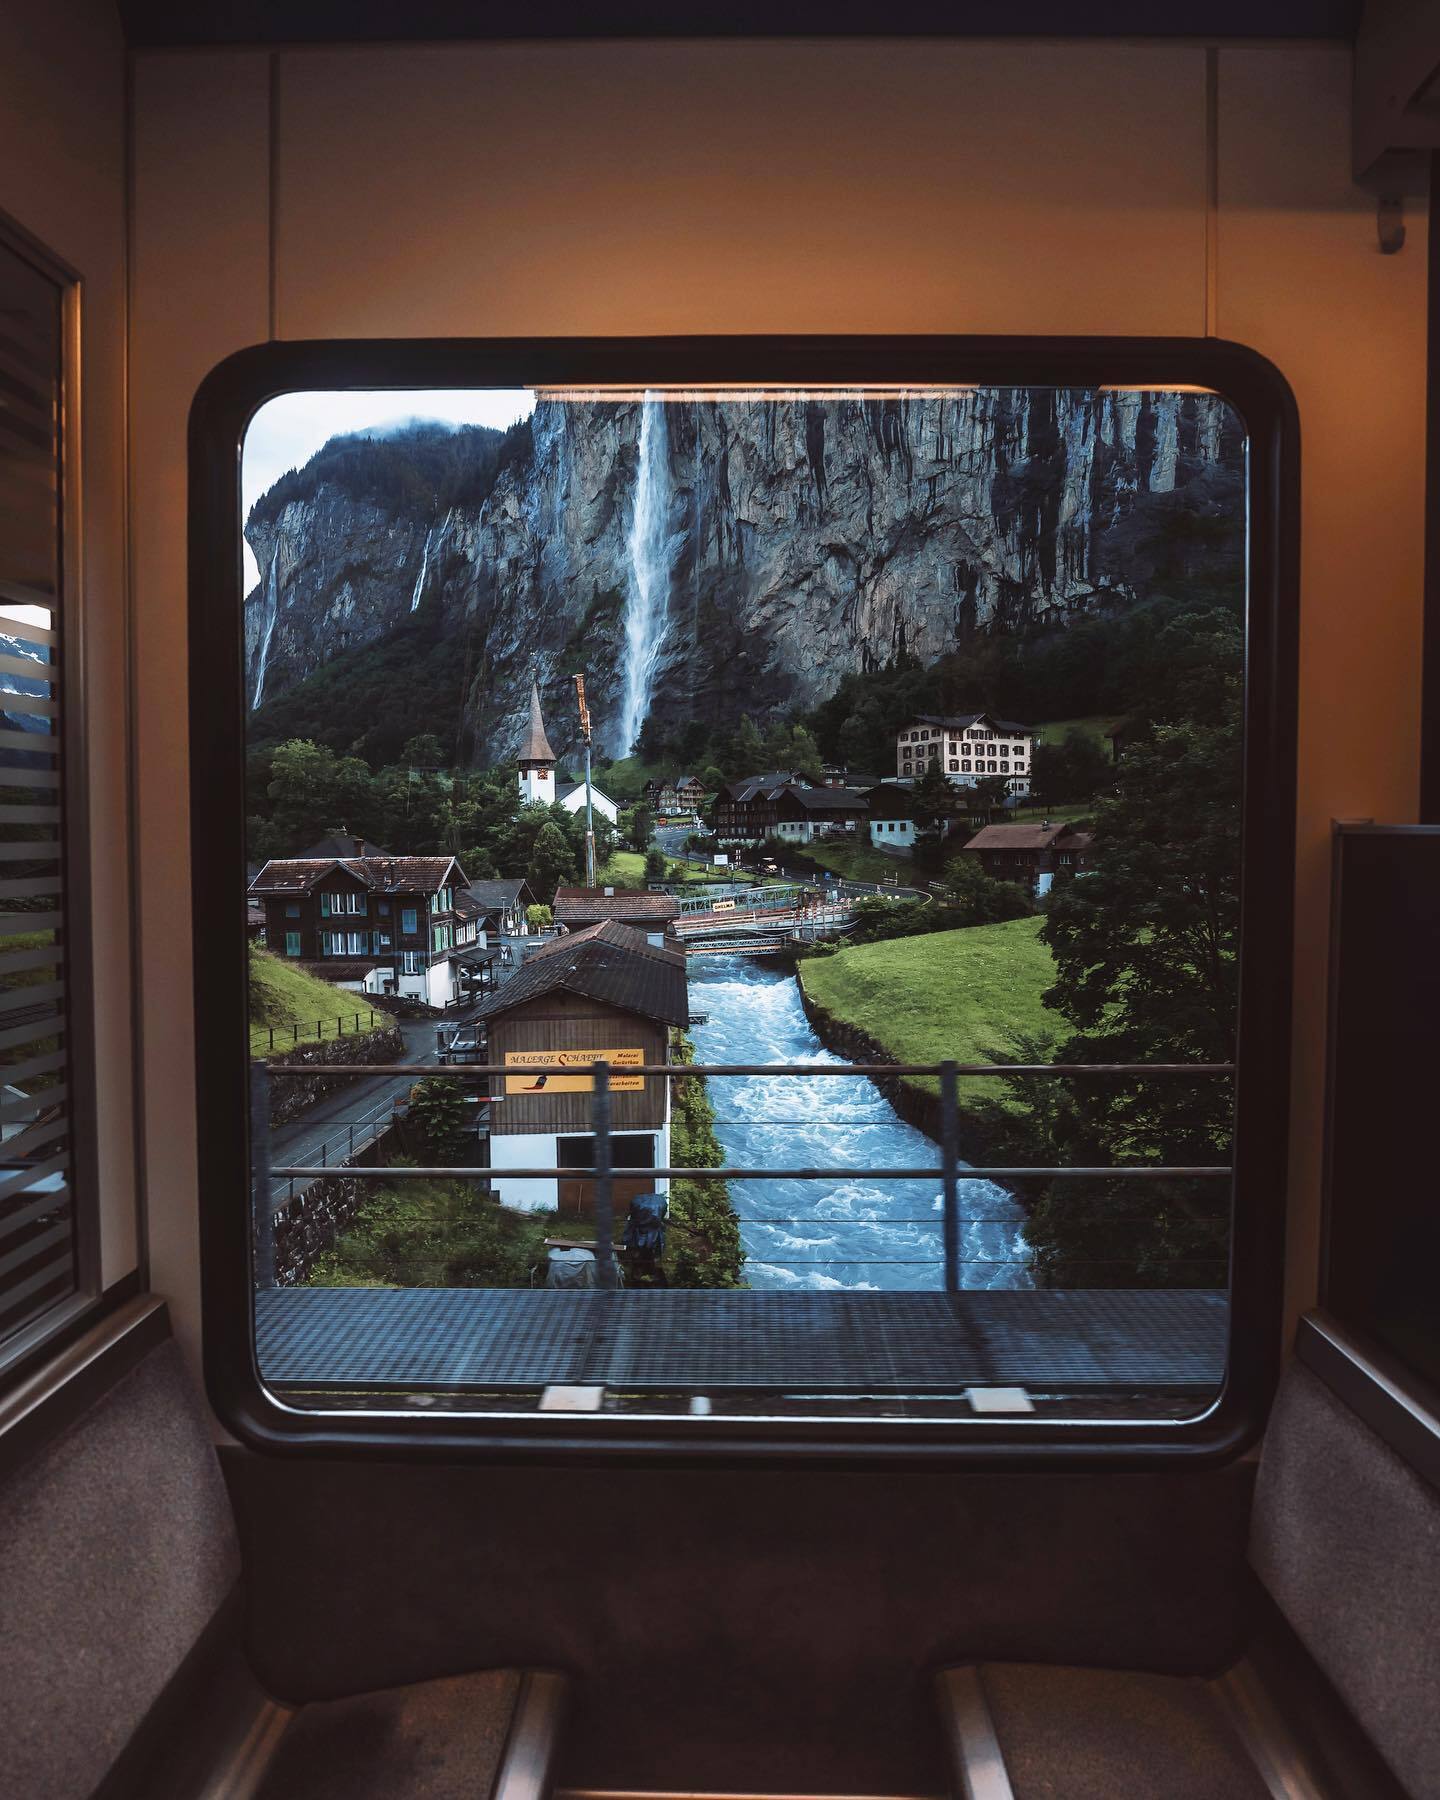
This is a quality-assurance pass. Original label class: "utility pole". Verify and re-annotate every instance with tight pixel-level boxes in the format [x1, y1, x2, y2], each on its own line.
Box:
[573, 672, 595, 888]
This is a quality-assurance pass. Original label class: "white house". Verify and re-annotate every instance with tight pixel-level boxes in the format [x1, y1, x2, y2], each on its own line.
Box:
[895, 712, 1034, 796]
[862, 781, 920, 853]
[557, 780, 620, 825]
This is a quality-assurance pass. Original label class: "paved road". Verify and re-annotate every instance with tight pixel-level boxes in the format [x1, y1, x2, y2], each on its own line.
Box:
[652, 823, 693, 854]
[264, 1009, 482, 1214]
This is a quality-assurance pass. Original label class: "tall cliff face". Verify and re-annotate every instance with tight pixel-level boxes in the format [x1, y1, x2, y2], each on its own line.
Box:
[244, 390, 1243, 764]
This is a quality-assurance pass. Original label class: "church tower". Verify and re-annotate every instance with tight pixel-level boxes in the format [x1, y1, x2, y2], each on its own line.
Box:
[517, 679, 557, 806]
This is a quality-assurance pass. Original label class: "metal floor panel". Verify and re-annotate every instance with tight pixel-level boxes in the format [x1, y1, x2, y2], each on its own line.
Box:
[254, 1288, 1227, 1393]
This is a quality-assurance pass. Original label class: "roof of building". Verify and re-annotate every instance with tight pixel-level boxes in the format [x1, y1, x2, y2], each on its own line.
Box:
[720, 770, 821, 802]
[476, 919, 688, 1026]
[453, 890, 487, 921]
[859, 783, 922, 817]
[557, 781, 619, 806]
[519, 679, 557, 765]
[908, 712, 1035, 735]
[297, 959, 381, 982]
[961, 822, 1093, 852]
[643, 773, 706, 792]
[553, 886, 681, 924]
[466, 878, 533, 911]
[297, 833, 391, 860]
[249, 854, 463, 896]
[777, 785, 870, 813]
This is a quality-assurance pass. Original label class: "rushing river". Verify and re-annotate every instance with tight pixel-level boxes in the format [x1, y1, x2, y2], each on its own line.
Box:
[687, 959, 1032, 1291]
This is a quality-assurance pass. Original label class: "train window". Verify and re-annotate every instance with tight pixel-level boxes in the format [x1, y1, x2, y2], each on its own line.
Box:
[0, 216, 98, 1372]
[190, 339, 1297, 1458]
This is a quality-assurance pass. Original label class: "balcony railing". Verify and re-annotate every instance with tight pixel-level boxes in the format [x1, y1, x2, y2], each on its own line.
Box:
[255, 1057, 1234, 1293]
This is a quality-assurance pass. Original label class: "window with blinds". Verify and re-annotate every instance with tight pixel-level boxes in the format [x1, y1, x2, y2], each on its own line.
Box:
[0, 219, 90, 1357]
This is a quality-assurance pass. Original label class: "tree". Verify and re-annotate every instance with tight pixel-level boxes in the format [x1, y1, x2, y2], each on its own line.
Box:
[1004, 710, 1244, 1290]
[406, 1078, 471, 1163]
[735, 714, 766, 771]
[1042, 716, 1241, 1065]
[912, 755, 956, 832]
[627, 804, 654, 851]
[265, 738, 375, 853]
[528, 820, 577, 898]
[526, 903, 553, 931]
[644, 846, 668, 882]
[937, 855, 1034, 925]
[1030, 729, 1113, 807]
[837, 696, 888, 775]
[400, 732, 447, 770]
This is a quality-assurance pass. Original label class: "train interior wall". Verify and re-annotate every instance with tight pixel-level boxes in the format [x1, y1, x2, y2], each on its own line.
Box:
[0, 9, 1431, 1794]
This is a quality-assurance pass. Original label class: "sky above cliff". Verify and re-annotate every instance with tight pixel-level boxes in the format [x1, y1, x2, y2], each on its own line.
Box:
[240, 387, 535, 590]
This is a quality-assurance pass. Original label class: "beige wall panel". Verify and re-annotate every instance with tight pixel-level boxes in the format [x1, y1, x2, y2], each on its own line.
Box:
[0, 0, 136, 1283]
[130, 51, 270, 1359]
[1217, 45, 1427, 1338]
[275, 42, 1206, 340]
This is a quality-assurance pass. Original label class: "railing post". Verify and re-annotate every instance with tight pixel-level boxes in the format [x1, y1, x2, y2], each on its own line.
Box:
[592, 1059, 616, 1289]
[941, 1059, 960, 1294]
[250, 1062, 276, 1291]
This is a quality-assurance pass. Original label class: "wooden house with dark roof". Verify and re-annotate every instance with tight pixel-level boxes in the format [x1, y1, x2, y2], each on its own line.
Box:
[475, 919, 689, 1214]
[248, 853, 467, 1007]
[958, 820, 1094, 892]
[465, 877, 537, 937]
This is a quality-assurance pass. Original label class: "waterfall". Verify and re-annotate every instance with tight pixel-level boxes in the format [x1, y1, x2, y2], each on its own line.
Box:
[251, 555, 280, 711]
[618, 393, 675, 754]
[409, 507, 453, 612]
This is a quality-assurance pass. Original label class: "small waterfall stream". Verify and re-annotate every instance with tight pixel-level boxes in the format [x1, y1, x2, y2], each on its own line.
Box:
[618, 393, 674, 753]
[251, 556, 280, 711]
[409, 508, 454, 613]
[688, 960, 1033, 1292]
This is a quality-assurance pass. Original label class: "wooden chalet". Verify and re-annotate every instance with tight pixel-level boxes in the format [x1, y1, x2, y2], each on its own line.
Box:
[248, 853, 468, 1007]
[475, 919, 690, 1215]
[958, 820, 1095, 891]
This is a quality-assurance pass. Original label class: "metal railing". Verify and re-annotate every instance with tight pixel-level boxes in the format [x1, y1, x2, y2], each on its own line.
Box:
[256, 1055, 1234, 1293]
[250, 1008, 381, 1055]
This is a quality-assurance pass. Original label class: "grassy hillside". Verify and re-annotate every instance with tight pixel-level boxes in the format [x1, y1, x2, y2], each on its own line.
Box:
[798, 839, 919, 886]
[1035, 714, 1122, 747]
[248, 945, 387, 1057]
[798, 917, 1057, 1108]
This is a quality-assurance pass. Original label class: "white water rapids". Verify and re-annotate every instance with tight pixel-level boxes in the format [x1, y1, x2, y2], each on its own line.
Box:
[618, 392, 677, 753]
[688, 960, 1033, 1291]
[251, 556, 280, 711]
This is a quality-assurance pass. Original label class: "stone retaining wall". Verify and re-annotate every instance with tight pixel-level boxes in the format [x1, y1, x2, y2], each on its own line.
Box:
[270, 1125, 402, 1284]
[264, 1024, 405, 1126]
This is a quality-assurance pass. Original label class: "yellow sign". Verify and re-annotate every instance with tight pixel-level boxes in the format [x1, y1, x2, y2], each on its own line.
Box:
[503, 1047, 645, 1094]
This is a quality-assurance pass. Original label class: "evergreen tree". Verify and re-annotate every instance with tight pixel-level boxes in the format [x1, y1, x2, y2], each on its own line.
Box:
[735, 715, 766, 771]
[627, 804, 654, 851]
[1030, 729, 1113, 806]
[528, 820, 577, 898]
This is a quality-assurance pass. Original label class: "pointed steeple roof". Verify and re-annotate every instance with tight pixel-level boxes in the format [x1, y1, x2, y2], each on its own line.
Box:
[518, 679, 556, 765]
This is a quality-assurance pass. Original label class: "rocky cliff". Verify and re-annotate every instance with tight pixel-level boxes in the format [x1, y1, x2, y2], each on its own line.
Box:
[244, 390, 1243, 765]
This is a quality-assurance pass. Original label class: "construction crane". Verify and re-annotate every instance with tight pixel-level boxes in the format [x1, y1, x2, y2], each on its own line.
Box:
[573, 673, 595, 888]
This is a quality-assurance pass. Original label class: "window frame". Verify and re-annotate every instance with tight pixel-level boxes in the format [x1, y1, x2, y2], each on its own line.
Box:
[189, 333, 1299, 1466]
[0, 208, 104, 1385]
